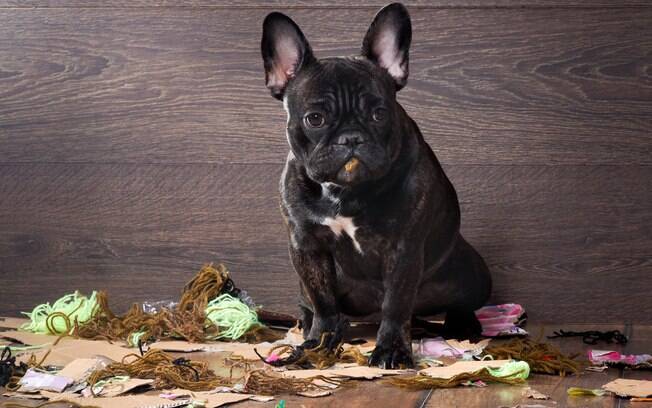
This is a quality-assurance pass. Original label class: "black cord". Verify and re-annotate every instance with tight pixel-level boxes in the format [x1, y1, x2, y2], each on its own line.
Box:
[1, 346, 28, 387]
[547, 329, 628, 345]
[172, 357, 200, 381]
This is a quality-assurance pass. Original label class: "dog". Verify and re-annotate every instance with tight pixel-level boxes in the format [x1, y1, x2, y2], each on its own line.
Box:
[260, 3, 492, 368]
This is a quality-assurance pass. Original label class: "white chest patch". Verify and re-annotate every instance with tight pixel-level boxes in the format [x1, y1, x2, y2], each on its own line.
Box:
[321, 215, 363, 254]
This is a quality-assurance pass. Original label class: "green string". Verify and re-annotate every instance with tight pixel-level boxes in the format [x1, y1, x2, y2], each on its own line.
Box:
[486, 360, 530, 380]
[204, 294, 260, 340]
[92, 375, 131, 394]
[20, 291, 99, 335]
[567, 387, 607, 396]
[127, 330, 147, 348]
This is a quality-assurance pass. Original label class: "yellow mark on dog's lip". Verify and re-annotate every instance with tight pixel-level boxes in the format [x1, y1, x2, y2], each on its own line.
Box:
[344, 157, 360, 173]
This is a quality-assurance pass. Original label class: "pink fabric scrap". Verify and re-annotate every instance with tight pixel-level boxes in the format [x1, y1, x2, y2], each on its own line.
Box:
[265, 353, 281, 363]
[475, 303, 527, 337]
[588, 350, 652, 366]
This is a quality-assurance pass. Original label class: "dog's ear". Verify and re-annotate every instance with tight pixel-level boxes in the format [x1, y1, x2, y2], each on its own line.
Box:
[261, 12, 314, 100]
[361, 3, 412, 90]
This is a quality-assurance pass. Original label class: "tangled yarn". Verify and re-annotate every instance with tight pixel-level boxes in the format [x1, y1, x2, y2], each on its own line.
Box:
[88, 349, 233, 392]
[205, 294, 260, 340]
[485, 337, 585, 376]
[387, 360, 530, 390]
[17, 264, 279, 344]
[20, 291, 99, 335]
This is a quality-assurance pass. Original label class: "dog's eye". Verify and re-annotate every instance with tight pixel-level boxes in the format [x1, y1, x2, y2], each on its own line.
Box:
[372, 108, 387, 122]
[304, 112, 325, 128]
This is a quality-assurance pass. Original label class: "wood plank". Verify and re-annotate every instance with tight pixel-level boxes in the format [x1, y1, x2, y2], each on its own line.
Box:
[1, 1, 651, 8]
[1, 8, 650, 165]
[1, 163, 650, 323]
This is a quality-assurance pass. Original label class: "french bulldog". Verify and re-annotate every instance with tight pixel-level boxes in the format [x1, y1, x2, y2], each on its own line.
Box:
[260, 3, 492, 368]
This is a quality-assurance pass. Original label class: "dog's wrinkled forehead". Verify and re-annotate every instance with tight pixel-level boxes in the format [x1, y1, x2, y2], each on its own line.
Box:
[287, 58, 395, 110]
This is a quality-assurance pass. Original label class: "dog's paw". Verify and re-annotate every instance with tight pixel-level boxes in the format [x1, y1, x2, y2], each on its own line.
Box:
[368, 339, 414, 369]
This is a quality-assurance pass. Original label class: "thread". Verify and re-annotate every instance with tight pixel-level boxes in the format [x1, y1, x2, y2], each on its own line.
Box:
[485, 337, 585, 376]
[20, 291, 99, 335]
[73, 264, 280, 344]
[258, 332, 368, 369]
[204, 294, 260, 341]
[243, 369, 343, 396]
[386, 361, 530, 390]
[0, 347, 28, 388]
[548, 329, 628, 345]
[88, 349, 234, 392]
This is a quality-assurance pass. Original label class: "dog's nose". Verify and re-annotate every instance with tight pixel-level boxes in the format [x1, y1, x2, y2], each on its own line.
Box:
[335, 132, 364, 147]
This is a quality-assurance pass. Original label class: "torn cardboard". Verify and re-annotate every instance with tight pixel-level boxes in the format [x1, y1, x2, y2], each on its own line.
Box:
[149, 340, 272, 361]
[58, 357, 108, 383]
[282, 364, 410, 380]
[17, 337, 134, 366]
[420, 359, 510, 379]
[0, 317, 30, 330]
[91, 378, 154, 398]
[0, 330, 57, 347]
[41, 392, 192, 408]
[602, 378, 652, 398]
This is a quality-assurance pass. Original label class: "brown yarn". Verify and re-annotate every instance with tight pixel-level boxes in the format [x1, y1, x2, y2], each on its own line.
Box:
[262, 332, 369, 369]
[74, 264, 230, 343]
[485, 337, 585, 376]
[386, 368, 527, 390]
[243, 369, 343, 395]
[88, 349, 234, 392]
[178, 263, 230, 312]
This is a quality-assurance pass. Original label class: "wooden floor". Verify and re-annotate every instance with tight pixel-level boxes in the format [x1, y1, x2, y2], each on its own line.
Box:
[2, 323, 651, 407]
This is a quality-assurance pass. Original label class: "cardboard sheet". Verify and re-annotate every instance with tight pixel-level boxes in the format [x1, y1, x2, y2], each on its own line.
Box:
[93, 378, 154, 398]
[0, 330, 57, 347]
[41, 392, 192, 408]
[420, 359, 510, 379]
[149, 340, 272, 361]
[58, 357, 108, 382]
[0, 317, 30, 330]
[602, 378, 652, 398]
[16, 337, 135, 366]
[282, 364, 410, 380]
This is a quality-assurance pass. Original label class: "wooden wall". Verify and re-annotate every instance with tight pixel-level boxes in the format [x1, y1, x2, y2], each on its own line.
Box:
[1, 1, 651, 323]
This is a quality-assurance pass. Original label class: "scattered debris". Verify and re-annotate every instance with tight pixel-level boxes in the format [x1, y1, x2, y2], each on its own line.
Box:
[567, 387, 607, 397]
[602, 378, 652, 398]
[588, 350, 652, 368]
[525, 387, 550, 400]
[475, 304, 527, 337]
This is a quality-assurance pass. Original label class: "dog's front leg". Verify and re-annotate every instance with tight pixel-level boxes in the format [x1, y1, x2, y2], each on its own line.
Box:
[369, 242, 423, 369]
[290, 247, 342, 348]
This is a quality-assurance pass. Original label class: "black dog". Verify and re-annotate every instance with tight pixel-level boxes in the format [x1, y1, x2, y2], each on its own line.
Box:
[261, 3, 491, 368]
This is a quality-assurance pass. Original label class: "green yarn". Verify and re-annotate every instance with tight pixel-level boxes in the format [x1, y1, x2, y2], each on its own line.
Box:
[486, 360, 530, 380]
[567, 387, 606, 396]
[204, 294, 260, 340]
[20, 291, 99, 335]
[92, 375, 130, 394]
[127, 330, 147, 348]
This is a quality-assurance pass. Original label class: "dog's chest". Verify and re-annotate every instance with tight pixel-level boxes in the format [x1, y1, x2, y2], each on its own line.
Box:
[320, 215, 362, 253]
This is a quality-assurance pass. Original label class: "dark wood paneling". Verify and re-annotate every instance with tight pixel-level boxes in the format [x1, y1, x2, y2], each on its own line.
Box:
[1, 163, 650, 323]
[1, 1, 650, 8]
[1, 8, 651, 165]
